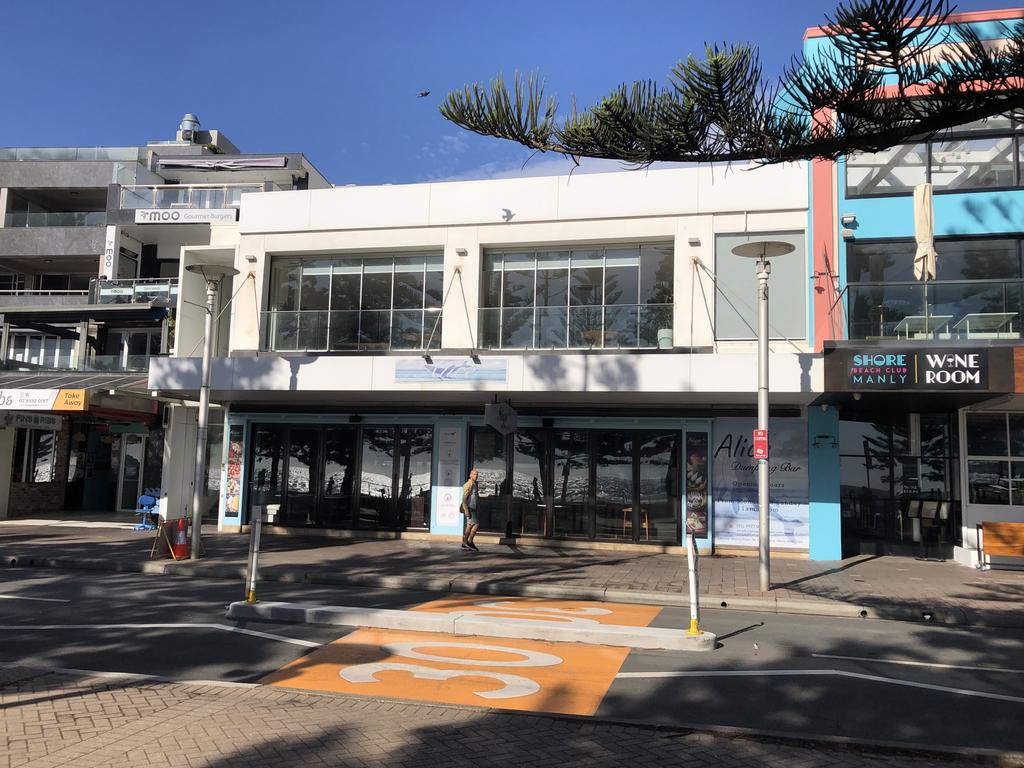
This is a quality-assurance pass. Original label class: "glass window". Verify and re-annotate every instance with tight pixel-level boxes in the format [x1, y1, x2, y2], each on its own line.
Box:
[512, 429, 548, 535]
[966, 413, 1008, 457]
[470, 427, 510, 534]
[1010, 415, 1024, 457]
[638, 431, 680, 544]
[26, 430, 57, 483]
[595, 431, 633, 539]
[931, 136, 1016, 190]
[360, 428, 395, 529]
[250, 426, 284, 511]
[846, 143, 928, 196]
[553, 430, 590, 537]
[398, 427, 433, 529]
[968, 459, 1009, 505]
[640, 244, 673, 304]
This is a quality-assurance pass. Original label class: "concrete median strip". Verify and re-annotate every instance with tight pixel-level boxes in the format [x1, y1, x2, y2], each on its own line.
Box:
[226, 600, 716, 651]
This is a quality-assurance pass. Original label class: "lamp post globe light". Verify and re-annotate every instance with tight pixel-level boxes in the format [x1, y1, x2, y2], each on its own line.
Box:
[184, 263, 239, 560]
[730, 240, 795, 592]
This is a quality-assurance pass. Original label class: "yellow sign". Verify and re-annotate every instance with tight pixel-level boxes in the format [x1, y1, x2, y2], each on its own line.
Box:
[53, 389, 88, 411]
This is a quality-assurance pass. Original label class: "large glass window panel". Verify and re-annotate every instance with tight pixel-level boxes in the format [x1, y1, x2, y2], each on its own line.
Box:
[424, 263, 444, 309]
[920, 415, 954, 458]
[640, 244, 674, 304]
[1012, 461, 1024, 505]
[639, 304, 673, 347]
[393, 262, 425, 310]
[1010, 414, 1024, 457]
[931, 136, 1016, 190]
[250, 426, 285, 515]
[479, 308, 501, 350]
[604, 265, 639, 306]
[330, 267, 361, 310]
[503, 268, 535, 308]
[359, 428, 395, 529]
[470, 427, 510, 534]
[398, 427, 432, 529]
[286, 428, 318, 526]
[840, 455, 894, 539]
[570, 266, 603, 306]
[328, 310, 360, 350]
[846, 283, 927, 339]
[535, 307, 568, 348]
[512, 429, 548, 535]
[846, 143, 928, 196]
[604, 305, 639, 348]
[299, 263, 331, 311]
[391, 310, 425, 349]
[931, 239, 1021, 281]
[500, 308, 534, 348]
[968, 459, 1009, 504]
[966, 413, 1008, 456]
[322, 427, 356, 528]
[535, 267, 569, 307]
[359, 309, 391, 349]
[595, 432, 633, 539]
[553, 430, 590, 537]
[361, 270, 392, 311]
[30, 430, 56, 483]
[847, 241, 918, 283]
[638, 432, 680, 544]
[569, 306, 604, 347]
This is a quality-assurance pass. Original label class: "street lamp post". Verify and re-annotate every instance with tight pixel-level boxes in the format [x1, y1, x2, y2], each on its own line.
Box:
[184, 263, 239, 561]
[731, 240, 794, 592]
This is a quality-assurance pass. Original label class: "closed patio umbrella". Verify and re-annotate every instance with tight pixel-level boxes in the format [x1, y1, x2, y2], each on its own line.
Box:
[913, 182, 938, 281]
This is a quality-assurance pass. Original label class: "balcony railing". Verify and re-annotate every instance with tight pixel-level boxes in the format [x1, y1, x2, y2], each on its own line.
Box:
[119, 183, 270, 210]
[261, 309, 442, 352]
[3, 353, 163, 373]
[845, 279, 1024, 340]
[3, 212, 105, 228]
[90, 278, 179, 306]
[479, 304, 674, 349]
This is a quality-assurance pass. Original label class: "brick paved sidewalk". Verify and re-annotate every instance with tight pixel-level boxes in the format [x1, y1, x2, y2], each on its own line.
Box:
[2, 522, 1024, 626]
[0, 666, 983, 768]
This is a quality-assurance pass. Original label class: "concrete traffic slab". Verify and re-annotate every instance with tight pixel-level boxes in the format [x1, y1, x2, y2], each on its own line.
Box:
[260, 627, 631, 715]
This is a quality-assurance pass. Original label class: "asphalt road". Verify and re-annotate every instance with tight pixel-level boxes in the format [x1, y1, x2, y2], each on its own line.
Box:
[1, 567, 1022, 754]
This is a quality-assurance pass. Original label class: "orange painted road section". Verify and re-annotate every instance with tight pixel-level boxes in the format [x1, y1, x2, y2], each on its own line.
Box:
[260, 596, 663, 716]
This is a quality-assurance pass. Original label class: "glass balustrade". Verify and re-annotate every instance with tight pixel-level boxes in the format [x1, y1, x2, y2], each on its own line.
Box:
[846, 280, 1024, 340]
[118, 183, 269, 210]
[92, 278, 179, 305]
[479, 304, 673, 349]
[3, 211, 105, 227]
[3, 353, 164, 373]
[260, 309, 443, 352]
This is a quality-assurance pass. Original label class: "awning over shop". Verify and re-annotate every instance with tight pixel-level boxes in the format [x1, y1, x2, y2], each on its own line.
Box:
[157, 156, 287, 170]
[0, 302, 168, 326]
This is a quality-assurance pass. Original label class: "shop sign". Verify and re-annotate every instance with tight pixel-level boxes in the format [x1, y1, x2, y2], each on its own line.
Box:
[0, 411, 63, 430]
[713, 418, 809, 550]
[224, 424, 244, 519]
[684, 431, 709, 537]
[825, 346, 1006, 392]
[484, 402, 517, 435]
[435, 427, 463, 529]
[0, 389, 88, 412]
[395, 357, 507, 383]
[134, 209, 237, 224]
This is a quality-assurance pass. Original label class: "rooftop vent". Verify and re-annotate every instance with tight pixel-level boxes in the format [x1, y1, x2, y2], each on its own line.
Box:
[178, 113, 201, 142]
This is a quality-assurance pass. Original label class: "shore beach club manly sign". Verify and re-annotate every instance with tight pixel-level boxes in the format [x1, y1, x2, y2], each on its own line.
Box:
[824, 346, 1014, 392]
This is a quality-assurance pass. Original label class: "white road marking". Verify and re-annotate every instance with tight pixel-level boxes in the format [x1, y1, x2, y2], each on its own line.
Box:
[381, 641, 562, 668]
[614, 668, 1024, 704]
[340, 662, 540, 699]
[0, 594, 70, 603]
[0, 623, 322, 648]
[811, 653, 1024, 675]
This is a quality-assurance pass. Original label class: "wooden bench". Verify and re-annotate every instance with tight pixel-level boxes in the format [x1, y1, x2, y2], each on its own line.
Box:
[977, 522, 1024, 569]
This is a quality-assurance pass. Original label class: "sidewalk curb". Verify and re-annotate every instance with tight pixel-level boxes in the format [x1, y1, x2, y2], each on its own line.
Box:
[5, 549, 1023, 629]
[226, 600, 718, 651]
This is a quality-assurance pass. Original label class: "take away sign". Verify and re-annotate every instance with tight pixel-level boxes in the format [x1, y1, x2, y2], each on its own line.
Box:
[0, 389, 88, 412]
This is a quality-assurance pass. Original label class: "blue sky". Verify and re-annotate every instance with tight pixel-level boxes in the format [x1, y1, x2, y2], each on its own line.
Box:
[1, 0, 1009, 185]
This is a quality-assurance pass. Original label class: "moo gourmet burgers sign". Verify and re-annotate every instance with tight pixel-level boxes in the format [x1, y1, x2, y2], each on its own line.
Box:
[826, 347, 1003, 392]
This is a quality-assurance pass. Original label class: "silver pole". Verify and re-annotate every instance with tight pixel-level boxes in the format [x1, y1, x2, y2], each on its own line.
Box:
[756, 258, 771, 592]
[190, 278, 218, 561]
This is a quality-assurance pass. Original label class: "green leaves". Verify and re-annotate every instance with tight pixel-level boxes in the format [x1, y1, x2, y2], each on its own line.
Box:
[439, 0, 1024, 165]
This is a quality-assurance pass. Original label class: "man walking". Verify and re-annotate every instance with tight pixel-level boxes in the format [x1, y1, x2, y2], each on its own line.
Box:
[461, 468, 480, 551]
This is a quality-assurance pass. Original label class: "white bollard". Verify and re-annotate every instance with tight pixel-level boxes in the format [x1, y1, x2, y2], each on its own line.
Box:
[686, 533, 701, 635]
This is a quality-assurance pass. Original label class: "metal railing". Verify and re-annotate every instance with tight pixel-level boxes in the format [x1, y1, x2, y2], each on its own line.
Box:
[478, 304, 674, 349]
[3, 211, 105, 228]
[91, 277, 179, 305]
[119, 183, 271, 210]
[843, 279, 1024, 340]
[261, 309, 442, 352]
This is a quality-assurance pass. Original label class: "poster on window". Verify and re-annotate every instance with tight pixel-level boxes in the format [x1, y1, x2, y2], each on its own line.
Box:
[712, 418, 809, 549]
[685, 431, 709, 537]
[224, 424, 244, 519]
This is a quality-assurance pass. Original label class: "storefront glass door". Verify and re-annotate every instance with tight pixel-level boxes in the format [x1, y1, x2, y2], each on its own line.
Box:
[116, 434, 145, 512]
[286, 428, 319, 526]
